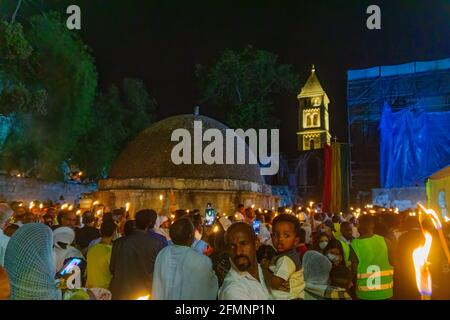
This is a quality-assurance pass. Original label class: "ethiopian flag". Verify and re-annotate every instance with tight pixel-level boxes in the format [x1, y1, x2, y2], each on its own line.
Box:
[323, 142, 350, 213]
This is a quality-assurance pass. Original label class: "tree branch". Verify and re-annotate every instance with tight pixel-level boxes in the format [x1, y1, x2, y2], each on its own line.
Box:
[11, 0, 23, 24]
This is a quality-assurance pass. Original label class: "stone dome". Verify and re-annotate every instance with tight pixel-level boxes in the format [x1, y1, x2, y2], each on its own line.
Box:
[108, 114, 265, 184]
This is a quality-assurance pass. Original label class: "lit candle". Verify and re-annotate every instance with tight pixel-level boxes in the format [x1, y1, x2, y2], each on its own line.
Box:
[29, 202, 34, 209]
[213, 225, 219, 233]
[126, 202, 130, 212]
[412, 232, 432, 300]
[68, 205, 73, 211]
[93, 200, 99, 206]
[159, 194, 163, 201]
[39, 203, 43, 209]
[418, 204, 450, 264]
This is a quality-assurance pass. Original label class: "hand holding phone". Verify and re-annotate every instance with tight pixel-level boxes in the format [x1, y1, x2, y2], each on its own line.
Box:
[205, 203, 215, 226]
[253, 219, 261, 235]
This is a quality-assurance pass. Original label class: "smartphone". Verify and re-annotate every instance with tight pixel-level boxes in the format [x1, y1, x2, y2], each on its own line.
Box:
[205, 203, 215, 226]
[253, 219, 261, 235]
[58, 257, 82, 277]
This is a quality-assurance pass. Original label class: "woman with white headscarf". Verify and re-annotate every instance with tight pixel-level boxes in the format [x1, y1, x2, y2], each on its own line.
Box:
[154, 215, 171, 240]
[53, 227, 84, 273]
[303, 250, 351, 300]
[4, 223, 62, 300]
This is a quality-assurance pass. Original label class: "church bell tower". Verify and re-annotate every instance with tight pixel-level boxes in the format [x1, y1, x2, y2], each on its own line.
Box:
[297, 65, 331, 152]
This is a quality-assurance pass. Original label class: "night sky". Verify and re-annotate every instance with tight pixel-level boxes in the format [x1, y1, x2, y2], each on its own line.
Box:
[75, 0, 450, 156]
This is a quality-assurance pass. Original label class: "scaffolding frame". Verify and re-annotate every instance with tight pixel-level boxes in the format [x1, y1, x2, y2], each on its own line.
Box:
[347, 58, 450, 195]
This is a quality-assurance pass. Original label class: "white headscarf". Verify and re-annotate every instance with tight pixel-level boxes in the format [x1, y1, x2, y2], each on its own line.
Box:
[4, 223, 62, 300]
[53, 227, 83, 272]
[303, 251, 332, 285]
[154, 215, 170, 240]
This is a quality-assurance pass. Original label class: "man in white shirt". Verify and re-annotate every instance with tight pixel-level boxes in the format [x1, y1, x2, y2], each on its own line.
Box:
[152, 218, 218, 300]
[0, 203, 14, 266]
[219, 222, 271, 300]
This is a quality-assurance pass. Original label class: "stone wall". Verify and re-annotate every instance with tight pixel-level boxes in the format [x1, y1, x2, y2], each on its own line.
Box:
[0, 176, 97, 203]
[372, 187, 426, 211]
[95, 177, 280, 216]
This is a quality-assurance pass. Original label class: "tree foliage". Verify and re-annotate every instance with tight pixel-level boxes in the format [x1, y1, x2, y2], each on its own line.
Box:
[0, 13, 98, 180]
[196, 47, 299, 129]
[72, 78, 156, 179]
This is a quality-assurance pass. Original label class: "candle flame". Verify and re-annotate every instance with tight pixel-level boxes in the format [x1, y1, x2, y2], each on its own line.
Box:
[68, 205, 74, 211]
[39, 203, 43, 209]
[213, 225, 219, 233]
[159, 194, 163, 201]
[126, 202, 130, 212]
[418, 204, 442, 230]
[136, 295, 150, 300]
[412, 232, 433, 297]
[93, 201, 99, 206]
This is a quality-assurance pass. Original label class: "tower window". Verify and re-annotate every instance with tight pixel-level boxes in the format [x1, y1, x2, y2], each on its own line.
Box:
[310, 139, 315, 150]
[313, 113, 319, 126]
[306, 115, 312, 127]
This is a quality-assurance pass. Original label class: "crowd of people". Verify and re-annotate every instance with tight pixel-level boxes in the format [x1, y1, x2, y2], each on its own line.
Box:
[0, 200, 450, 300]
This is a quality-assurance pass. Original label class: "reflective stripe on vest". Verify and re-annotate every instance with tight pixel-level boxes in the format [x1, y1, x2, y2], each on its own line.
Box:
[357, 269, 394, 279]
[358, 282, 394, 291]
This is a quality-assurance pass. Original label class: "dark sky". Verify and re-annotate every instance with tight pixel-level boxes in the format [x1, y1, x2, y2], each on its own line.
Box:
[76, 0, 450, 156]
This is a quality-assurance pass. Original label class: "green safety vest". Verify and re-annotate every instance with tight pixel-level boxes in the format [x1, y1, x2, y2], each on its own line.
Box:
[351, 235, 394, 300]
[332, 223, 341, 239]
[338, 238, 351, 268]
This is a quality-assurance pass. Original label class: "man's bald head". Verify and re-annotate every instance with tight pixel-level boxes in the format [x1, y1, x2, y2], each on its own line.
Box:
[225, 222, 256, 243]
[170, 218, 194, 246]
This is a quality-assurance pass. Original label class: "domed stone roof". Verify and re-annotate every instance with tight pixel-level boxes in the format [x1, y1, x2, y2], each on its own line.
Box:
[108, 114, 265, 184]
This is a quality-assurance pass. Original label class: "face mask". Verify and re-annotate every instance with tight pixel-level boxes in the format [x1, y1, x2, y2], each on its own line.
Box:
[327, 253, 340, 263]
[194, 230, 202, 241]
[319, 241, 328, 249]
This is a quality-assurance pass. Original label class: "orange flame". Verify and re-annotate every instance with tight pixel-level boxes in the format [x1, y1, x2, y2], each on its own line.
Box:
[418, 204, 442, 230]
[418, 204, 450, 265]
[412, 232, 432, 298]
[136, 295, 150, 300]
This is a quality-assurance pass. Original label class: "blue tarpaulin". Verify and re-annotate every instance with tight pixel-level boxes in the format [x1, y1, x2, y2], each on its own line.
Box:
[380, 103, 450, 188]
